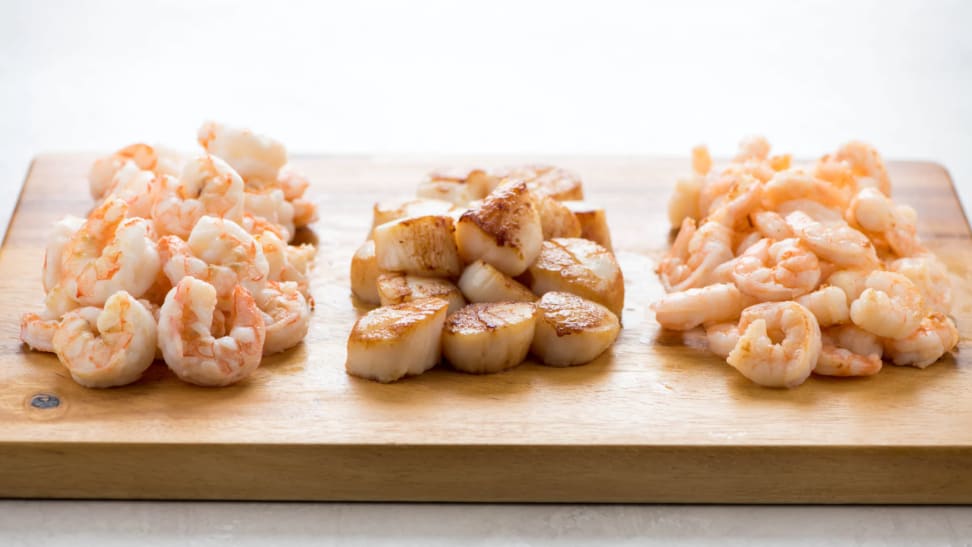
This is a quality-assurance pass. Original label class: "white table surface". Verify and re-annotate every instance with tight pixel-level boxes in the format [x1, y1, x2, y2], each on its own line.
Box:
[2, 0, 971, 544]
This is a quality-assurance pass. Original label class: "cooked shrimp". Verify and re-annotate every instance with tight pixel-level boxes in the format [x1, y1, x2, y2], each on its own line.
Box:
[159, 217, 269, 305]
[784, 210, 879, 269]
[734, 230, 762, 256]
[51, 291, 158, 388]
[697, 172, 735, 218]
[705, 322, 740, 359]
[707, 174, 762, 232]
[827, 269, 870, 302]
[244, 188, 295, 242]
[815, 325, 882, 377]
[58, 197, 161, 306]
[762, 169, 849, 210]
[795, 285, 849, 327]
[890, 254, 951, 315]
[750, 210, 792, 241]
[20, 313, 59, 353]
[731, 238, 821, 301]
[833, 141, 891, 196]
[42, 215, 85, 293]
[849, 271, 924, 339]
[257, 230, 314, 297]
[88, 143, 183, 201]
[692, 145, 712, 175]
[158, 277, 266, 386]
[102, 162, 165, 219]
[847, 188, 923, 257]
[657, 218, 734, 293]
[734, 135, 770, 162]
[197, 121, 287, 185]
[277, 165, 310, 200]
[726, 301, 822, 388]
[152, 154, 245, 239]
[883, 312, 958, 368]
[255, 281, 311, 355]
[653, 283, 751, 331]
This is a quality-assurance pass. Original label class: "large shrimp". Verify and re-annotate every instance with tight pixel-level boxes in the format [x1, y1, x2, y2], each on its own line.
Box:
[197, 121, 287, 186]
[58, 197, 161, 307]
[731, 238, 821, 301]
[795, 285, 849, 327]
[705, 322, 740, 359]
[256, 281, 311, 355]
[276, 166, 319, 228]
[152, 154, 245, 239]
[88, 143, 184, 201]
[51, 291, 158, 388]
[657, 218, 734, 293]
[726, 301, 822, 388]
[653, 283, 752, 331]
[815, 324, 883, 377]
[158, 277, 266, 387]
[833, 141, 891, 196]
[244, 188, 295, 242]
[849, 271, 924, 339]
[159, 216, 269, 305]
[784, 210, 879, 269]
[257, 230, 314, 298]
[707, 174, 762, 232]
[847, 188, 924, 257]
[42, 215, 85, 293]
[883, 312, 959, 368]
[762, 169, 849, 211]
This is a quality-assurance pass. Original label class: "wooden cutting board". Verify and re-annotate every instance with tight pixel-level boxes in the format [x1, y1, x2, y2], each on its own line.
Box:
[1, 155, 970, 503]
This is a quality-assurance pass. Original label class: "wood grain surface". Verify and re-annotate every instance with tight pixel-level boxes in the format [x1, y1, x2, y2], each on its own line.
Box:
[0, 155, 970, 502]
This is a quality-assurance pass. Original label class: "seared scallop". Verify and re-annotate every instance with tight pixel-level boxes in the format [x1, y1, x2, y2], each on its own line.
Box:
[531, 291, 620, 367]
[493, 165, 584, 201]
[373, 214, 462, 277]
[442, 302, 538, 374]
[371, 198, 457, 232]
[527, 238, 625, 317]
[457, 260, 536, 303]
[376, 273, 466, 314]
[455, 181, 543, 276]
[416, 167, 497, 205]
[534, 193, 582, 239]
[350, 240, 382, 305]
[345, 297, 449, 383]
[563, 201, 613, 251]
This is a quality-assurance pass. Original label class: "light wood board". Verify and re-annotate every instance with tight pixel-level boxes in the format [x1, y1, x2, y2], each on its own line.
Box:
[1, 155, 970, 503]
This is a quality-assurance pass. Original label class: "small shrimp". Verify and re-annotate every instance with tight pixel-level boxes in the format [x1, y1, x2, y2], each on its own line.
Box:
[795, 285, 849, 327]
[750, 210, 792, 241]
[731, 238, 821, 301]
[890, 254, 951, 315]
[726, 301, 822, 388]
[657, 218, 734, 293]
[734, 135, 770, 162]
[88, 143, 183, 201]
[849, 271, 924, 339]
[58, 197, 161, 307]
[833, 141, 891, 196]
[152, 154, 245, 239]
[42, 215, 86, 293]
[51, 291, 158, 388]
[244, 188, 295, 242]
[158, 277, 266, 387]
[653, 283, 751, 331]
[707, 174, 762, 232]
[827, 269, 870, 302]
[197, 120, 287, 186]
[814, 325, 883, 377]
[257, 230, 314, 298]
[692, 145, 712, 176]
[784, 210, 879, 269]
[291, 197, 319, 228]
[256, 281, 311, 355]
[762, 169, 849, 211]
[705, 322, 740, 359]
[883, 312, 958, 368]
[847, 188, 924, 258]
[277, 165, 309, 200]
[102, 161, 167, 219]
[697, 172, 735, 218]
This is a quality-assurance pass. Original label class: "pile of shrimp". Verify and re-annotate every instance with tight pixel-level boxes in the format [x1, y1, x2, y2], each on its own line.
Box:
[19, 122, 318, 388]
[654, 137, 958, 388]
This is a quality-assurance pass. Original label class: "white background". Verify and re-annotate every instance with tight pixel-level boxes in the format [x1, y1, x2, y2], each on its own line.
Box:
[2, 0, 971, 545]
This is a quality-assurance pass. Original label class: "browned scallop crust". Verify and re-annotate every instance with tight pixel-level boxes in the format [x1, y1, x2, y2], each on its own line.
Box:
[349, 297, 449, 345]
[445, 302, 537, 335]
[537, 292, 610, 336]
[459, 181, 537, 249]
[375, 214, 462, 277]
[529, 238, 625, 316]
[377, 273, 462, 305]
[491, 164, 584, 201]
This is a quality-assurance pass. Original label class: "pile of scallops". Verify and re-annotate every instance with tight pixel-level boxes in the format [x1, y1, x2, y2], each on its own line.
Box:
[19, 122, 317, 388]
[654, 137, 958, 388]
[346, 165, 624, 382]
